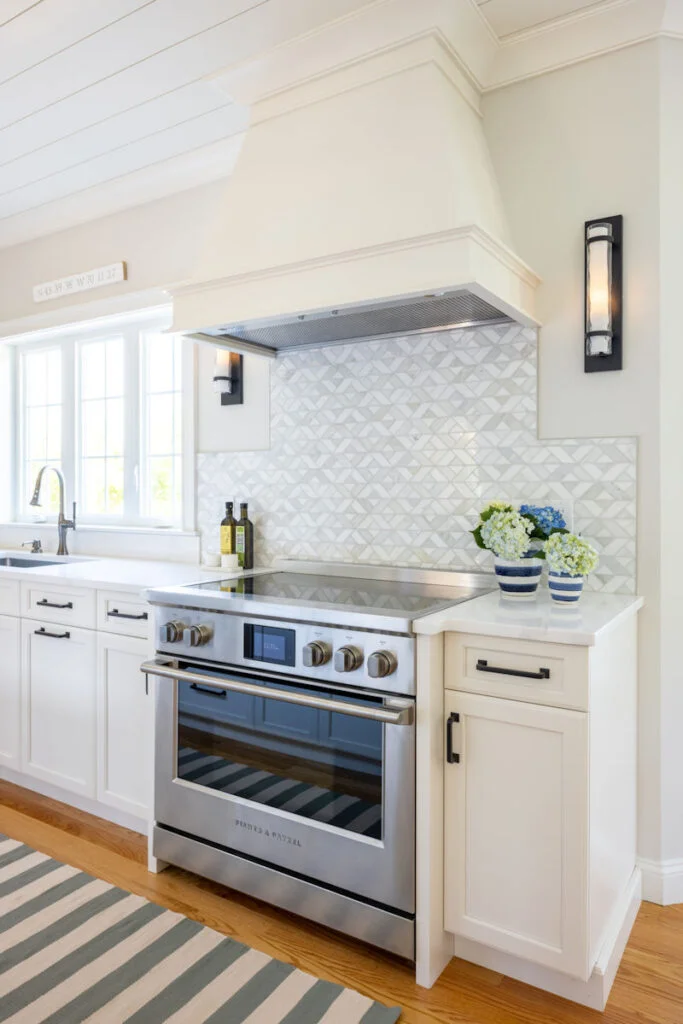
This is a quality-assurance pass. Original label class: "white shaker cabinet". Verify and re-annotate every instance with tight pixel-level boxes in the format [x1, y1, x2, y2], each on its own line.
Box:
[21, 618, 97, 797]
[443, 689, 589, 977]
[0, 614, 21, 769]
[442, 622, 638, 991]
[96, 631, 152, 818]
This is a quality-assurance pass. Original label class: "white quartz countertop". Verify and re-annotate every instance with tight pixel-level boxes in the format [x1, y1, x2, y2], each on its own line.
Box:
[413, 589, 644, 646]
[0, 554, 230, 594]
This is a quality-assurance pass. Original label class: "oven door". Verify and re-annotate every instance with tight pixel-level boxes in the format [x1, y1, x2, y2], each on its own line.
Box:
[146, 657, 415, 914]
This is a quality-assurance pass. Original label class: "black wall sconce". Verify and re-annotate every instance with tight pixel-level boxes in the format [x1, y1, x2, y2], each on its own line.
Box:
[213, 349, 243, 405]
[585, 215, 623, 372]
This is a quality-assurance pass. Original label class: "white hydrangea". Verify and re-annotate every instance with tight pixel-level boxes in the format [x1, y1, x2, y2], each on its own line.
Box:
[480, 510, 533, 561]
[545, 533, 599, 576]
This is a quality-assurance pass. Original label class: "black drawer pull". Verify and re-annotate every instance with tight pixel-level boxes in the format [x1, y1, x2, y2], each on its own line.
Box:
[446, 712, 460, 764]
[476, 659, 550, 681]
[37, 598, 73, 610]
[35, 627, 70, 640]
[190, 682, 227, 699]
[108, 609, 149, 621]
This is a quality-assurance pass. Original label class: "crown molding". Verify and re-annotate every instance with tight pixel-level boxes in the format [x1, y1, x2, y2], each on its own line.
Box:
[207, 0, 496, 109]
[207, 0, 681, 110]
[485, 0, 667, 91]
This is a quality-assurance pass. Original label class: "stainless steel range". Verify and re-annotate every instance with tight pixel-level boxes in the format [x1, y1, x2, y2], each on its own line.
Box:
[142, 562, 492, 959]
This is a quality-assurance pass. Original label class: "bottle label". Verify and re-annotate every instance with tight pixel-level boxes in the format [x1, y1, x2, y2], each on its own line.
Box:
[236, 528, 245, 554]
[220, 526, 234, 555]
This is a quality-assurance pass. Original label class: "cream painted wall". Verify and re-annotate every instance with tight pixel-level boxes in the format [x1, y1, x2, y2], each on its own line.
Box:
[0, 181, 225, 338]
[658, 36, 683, 867]
[483, 43, 664, 866]
[196, 344, 271, 453]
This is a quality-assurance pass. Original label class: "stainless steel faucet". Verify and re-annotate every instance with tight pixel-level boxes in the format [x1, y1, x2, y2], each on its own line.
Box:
[29, 467, 76, 556]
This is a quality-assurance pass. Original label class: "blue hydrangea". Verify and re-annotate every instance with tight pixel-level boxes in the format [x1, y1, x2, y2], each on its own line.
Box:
[519, 504, 566, 536]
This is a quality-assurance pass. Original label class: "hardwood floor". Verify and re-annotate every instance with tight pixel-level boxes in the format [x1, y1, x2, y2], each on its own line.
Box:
[1, 780, 682, 1024]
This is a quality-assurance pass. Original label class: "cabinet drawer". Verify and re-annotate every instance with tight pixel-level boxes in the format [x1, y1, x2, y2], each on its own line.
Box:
[0, 579, 20, 617]
[445, 633, 589, 711]
[21, 582, 96, 629]
[97, 591, 151, 639]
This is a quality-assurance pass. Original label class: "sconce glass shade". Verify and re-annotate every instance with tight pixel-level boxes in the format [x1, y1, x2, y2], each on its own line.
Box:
[585, 221, 614, 357]
[213, 348, 235, 394]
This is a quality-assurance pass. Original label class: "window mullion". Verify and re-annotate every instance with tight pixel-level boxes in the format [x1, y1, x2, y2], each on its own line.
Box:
[123, 329, 141, 521]
[62, 340, 76, 512]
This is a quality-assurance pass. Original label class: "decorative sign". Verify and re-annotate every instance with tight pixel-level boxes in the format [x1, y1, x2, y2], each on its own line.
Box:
[33, 262, 127, 303]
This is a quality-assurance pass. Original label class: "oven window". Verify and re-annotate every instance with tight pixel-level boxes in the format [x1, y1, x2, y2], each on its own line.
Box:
[175, 672, 384, 840]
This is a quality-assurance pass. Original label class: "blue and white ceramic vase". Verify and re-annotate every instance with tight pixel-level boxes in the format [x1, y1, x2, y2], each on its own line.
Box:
[494, 557, 542, 599]
[548, 570, 584, 603]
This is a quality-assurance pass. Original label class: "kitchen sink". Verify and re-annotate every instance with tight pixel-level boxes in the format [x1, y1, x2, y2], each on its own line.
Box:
[0, 556, 62, 568]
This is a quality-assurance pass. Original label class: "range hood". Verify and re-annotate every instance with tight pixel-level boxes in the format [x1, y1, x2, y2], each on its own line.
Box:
[171, 21, 540, 357]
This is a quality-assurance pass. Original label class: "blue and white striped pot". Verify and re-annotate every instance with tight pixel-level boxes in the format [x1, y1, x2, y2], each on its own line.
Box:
[494, 557, 543, 599]
[548, 571, 584, 603]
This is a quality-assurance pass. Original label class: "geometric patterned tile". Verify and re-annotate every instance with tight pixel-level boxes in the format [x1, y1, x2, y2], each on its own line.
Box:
[197, 324, 637, 594]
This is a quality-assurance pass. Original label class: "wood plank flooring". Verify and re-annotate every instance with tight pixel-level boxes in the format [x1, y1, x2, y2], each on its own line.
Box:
[1, 779, 682, 1023]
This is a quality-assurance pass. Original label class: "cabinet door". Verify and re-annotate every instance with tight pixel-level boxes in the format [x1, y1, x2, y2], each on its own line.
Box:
[21, 619, 97, 797]
[97, 633, 152, 819]
[0, 615, 21, 768]
[444, 690, 589, 978]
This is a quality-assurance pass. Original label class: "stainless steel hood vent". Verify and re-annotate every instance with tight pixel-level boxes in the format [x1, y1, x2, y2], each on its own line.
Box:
[196, 290, 511, 355]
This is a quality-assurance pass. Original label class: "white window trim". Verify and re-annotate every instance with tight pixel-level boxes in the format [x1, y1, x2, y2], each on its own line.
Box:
[10, 308, 196, 533]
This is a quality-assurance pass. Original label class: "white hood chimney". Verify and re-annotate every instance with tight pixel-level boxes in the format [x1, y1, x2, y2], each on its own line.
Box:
[171, 3, 539, 354]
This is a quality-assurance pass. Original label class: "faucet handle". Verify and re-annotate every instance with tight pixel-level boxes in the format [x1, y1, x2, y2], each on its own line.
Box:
[22, 540, 43, 553]
[71, 502, 77, 530]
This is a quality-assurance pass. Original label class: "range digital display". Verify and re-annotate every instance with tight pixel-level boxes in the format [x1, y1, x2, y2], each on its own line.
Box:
[244, 624, 296, 667]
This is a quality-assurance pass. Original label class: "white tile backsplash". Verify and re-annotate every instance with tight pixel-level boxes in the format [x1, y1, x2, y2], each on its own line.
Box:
[197, 325, 637, 592]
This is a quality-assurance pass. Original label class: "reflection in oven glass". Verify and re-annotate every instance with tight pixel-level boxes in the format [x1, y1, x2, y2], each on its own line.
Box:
[176, 677, 383, 840]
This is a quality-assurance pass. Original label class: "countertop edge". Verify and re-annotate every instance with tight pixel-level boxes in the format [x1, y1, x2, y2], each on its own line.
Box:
[413, 593, 644, 646]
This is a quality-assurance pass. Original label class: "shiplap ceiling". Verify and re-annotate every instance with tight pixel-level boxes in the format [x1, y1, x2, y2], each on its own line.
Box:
[476, 0, 616, 38]
[0, 0, 376, 249]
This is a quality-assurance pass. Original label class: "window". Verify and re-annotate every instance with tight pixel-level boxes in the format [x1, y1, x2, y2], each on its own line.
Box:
[16, 315, 192, 529]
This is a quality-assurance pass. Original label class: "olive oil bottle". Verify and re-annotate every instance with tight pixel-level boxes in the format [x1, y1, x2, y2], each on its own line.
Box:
[220, 501, 237, 556]
[235, 502, 254, 570]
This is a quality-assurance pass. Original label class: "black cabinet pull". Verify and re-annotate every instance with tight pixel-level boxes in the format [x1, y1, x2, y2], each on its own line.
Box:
[446, 712, 460, 764]
[190, 682, 227, 699]
[476, 659, 550, 681]
[108, 609, 149, 621]
[37, 598, 73, 610]
[35, 627, 70, 640]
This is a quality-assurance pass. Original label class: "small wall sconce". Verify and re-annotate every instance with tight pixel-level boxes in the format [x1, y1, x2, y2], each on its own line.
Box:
[585, 215, 623, 372]
[213, 349, 243, 405]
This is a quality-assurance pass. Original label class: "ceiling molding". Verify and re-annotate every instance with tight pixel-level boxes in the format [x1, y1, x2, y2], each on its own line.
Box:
[484, 0, 667, 91]
[209, 0, 497, 105]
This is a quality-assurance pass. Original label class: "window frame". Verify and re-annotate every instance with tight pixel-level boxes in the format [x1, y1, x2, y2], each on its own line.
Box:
[12, 309, 195, 533]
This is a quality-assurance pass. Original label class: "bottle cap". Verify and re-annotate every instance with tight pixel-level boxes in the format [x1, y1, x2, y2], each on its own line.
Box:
[221, 554, 240, 570]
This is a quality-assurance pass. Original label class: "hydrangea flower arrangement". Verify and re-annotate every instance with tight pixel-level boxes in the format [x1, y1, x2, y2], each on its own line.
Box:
[519, 504, 567, 540]
[472, 500, 567, 560]
[474, 505, 534, 561]
[545, 532, 599, 577]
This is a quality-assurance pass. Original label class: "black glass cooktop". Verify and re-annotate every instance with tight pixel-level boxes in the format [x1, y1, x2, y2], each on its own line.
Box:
[188, 571, 487, 618]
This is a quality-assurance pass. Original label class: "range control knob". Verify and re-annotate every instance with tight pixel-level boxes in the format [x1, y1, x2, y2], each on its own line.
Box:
[302, 641, 332, 668]
[334, 645, 364, 673]
[161, 620, 186, 643]
[367, 650, 398, 679]
[183, 624, 213, 648]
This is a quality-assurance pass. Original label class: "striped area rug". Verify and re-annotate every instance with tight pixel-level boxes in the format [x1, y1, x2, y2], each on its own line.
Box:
[0, 834, 401, 1023]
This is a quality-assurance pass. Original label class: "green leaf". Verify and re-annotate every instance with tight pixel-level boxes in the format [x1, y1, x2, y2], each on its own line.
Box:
[471, 525, 488, 550]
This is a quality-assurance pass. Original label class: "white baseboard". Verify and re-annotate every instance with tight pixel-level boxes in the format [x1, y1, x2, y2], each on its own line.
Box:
[449, 869, 641, 1011]
[639, 856, 683, 905]
[0, 767, 148, 836]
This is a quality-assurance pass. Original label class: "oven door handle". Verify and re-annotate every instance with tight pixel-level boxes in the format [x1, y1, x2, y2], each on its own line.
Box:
[140, 658, 414, 726]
